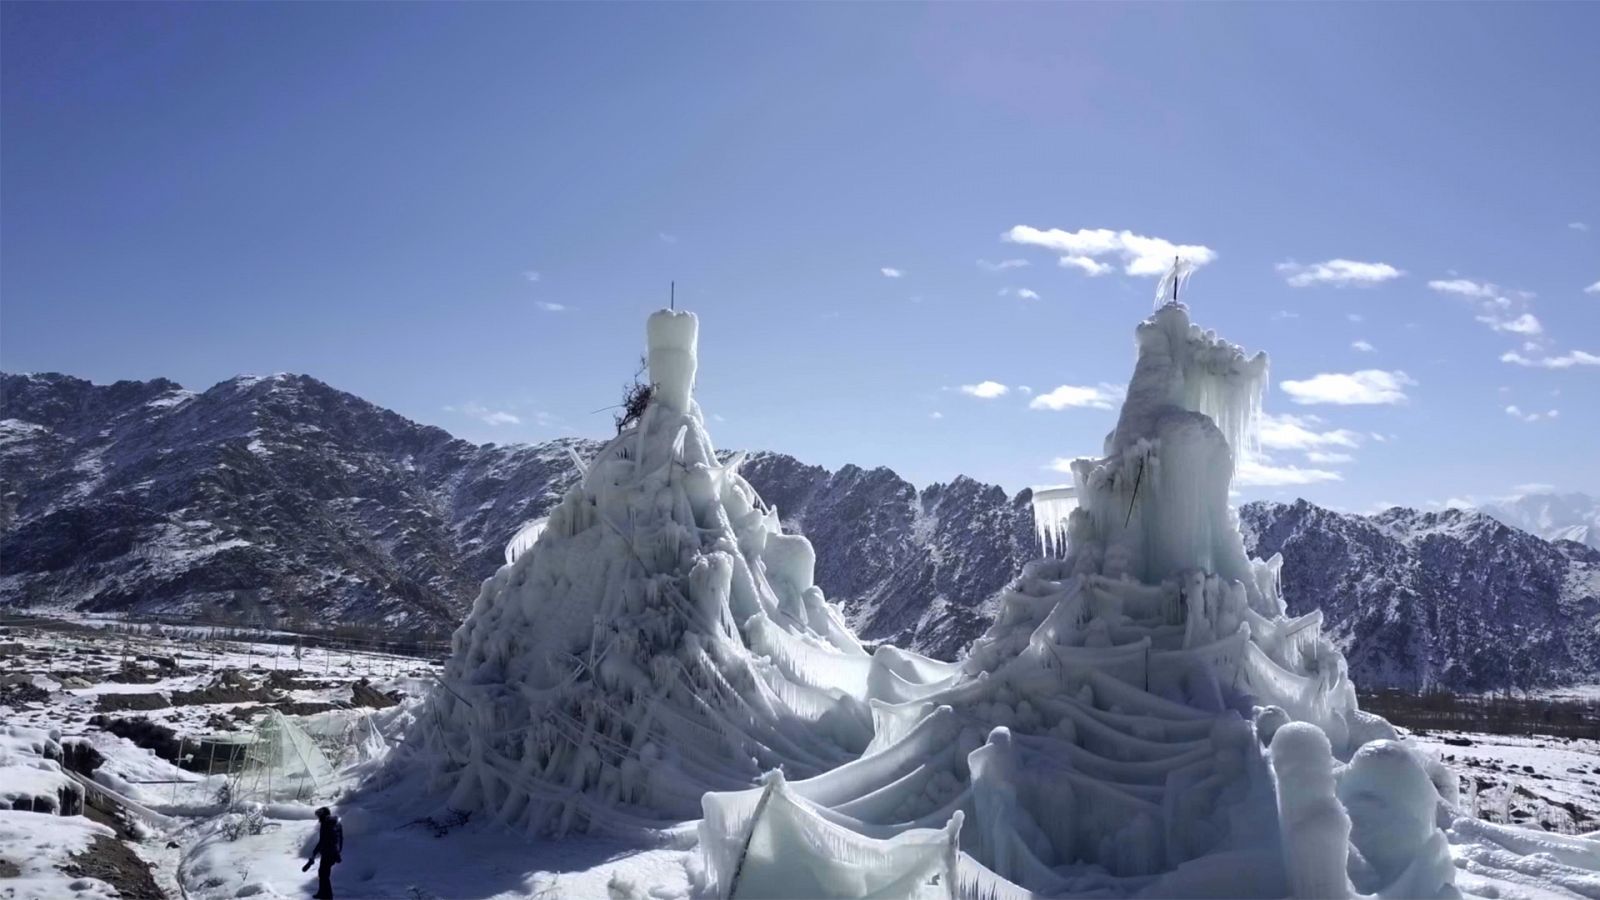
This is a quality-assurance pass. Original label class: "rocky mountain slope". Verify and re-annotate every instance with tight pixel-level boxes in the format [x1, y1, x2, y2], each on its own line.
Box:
[4, 370, 1597, 690]
[1239, 500, 1600, 692]
[0, 372, 592, 635]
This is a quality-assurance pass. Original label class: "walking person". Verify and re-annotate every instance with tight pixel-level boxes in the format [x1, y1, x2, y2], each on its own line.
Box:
[301, 806, 343, 899]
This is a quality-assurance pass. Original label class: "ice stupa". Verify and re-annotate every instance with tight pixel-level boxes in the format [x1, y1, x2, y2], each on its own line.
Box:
[401, 297, 1469, 899]
[691, 294, 1462, 899]
[403, 309, 959, 835]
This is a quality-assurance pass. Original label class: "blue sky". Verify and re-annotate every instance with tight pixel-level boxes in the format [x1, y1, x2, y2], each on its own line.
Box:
[3, 3, 1596, 511]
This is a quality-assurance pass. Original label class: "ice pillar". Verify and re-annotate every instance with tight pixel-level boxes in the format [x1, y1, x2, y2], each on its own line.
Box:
[648, 309, 699, 412]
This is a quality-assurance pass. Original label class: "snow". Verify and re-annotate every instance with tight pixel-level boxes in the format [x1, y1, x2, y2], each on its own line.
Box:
[0, 810, 119, 899]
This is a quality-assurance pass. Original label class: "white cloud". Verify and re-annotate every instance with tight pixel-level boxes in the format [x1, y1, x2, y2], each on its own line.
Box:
[1276, 259, 1404, 288]
[1017, 385, 1033, 395]
[1003, 225, 1217, 277]
[881, 267, 904, 279]
[960, 380, 1009, 399]
[1347, 313, 1365, 323]
[1280, 370, 1415, 405]
[1029, 383, 1125, 411]
[536, 301, 567, 312]
[1504, 405, 1559, 423]
[1512, 482, 1556, 494]
[1059, 255, 1114, 276]
[1428, 278, 1496, 298]
[1046, 457, 1077, 473]
[1351, 339, 1375, 353]
[1476, 312, 1542, 335]
[659, 232, 678, 244]
[1500, 349, 1600, 369]
[998, 287, 1042, 300]
[454, 402, 521, 427]
[929, 411, 944, 420]
[1585, 280, 1600, 295]
[1235, 457, 1343, 487]
[978, 258, 1029, 272]
[1571, 222, 1590, 232]
[1272, 310, 1301, 321]
[522, 270, 541, 282]
[1306, 451, 1355, 464]
[1259, 413, 1361, 450]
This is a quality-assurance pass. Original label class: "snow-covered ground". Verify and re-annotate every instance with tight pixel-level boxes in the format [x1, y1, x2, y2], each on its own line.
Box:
[0, 617, 701, 899]
[5, 599, 1597, 899]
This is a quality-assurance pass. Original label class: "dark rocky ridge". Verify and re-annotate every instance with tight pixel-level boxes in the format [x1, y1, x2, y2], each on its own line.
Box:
[4, 371, 1597, 690]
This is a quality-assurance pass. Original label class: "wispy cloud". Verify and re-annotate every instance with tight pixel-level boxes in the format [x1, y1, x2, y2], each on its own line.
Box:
[1306, 451, 1355, 464]
[659, 232, 678, 244]
[1585, 280, 1600, 295]
[522, 270, 541, 283]
[1428, 278, 1497, 298]
[1500, 349, 1600, 369]
[1280, 370, 1415, 405]
[1046, 457, 1077, 473]
[1030, 383, 1125, 411]
[536, 301, 567, 312]
[959, 380, 1009, 399]
[449, 402, 522, 427]
[1351, 339, 1375, 353]
[1272, 310, 1300, 321]
[1003, 225, 1216, 277]
[1235, 457, 1343, 487]
[929, 411, 944, 420]
[999, 287, 1041, 300]
[881, 267, 904, 279]
[1259, 412, 1361, 450]
[1570, 222, 1590, 232]
[1476, 312, 1542, 335]
[1429, 277, 1551, 346]
[1505, 405, 1559, 423]
[1276, 259, 1404, 288]
[977, 258, 1029, 272]
[1059, 256, 1114, 276]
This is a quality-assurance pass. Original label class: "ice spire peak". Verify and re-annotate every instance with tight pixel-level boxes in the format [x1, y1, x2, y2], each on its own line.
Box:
[1155, 255, 1198, 309]
[647, 308, 698, 412]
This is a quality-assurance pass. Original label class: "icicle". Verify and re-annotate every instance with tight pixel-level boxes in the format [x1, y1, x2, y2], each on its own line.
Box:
[1030, 485, 1078, 557]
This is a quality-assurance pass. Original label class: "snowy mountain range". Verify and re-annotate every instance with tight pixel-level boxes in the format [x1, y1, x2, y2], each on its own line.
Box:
[1480, 491, 1600, 552]
[3, 371, 1597, 690]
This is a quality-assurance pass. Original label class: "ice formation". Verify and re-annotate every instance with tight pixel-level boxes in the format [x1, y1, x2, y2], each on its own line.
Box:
[404, 301, 1471, 898]
[1030, 485, 1078, 557]
[402, 310, 959, 835]
[691, 301, 1454, 898]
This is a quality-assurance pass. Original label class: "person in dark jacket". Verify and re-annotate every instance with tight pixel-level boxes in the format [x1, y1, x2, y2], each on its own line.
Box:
[302, 806, 343, 899]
